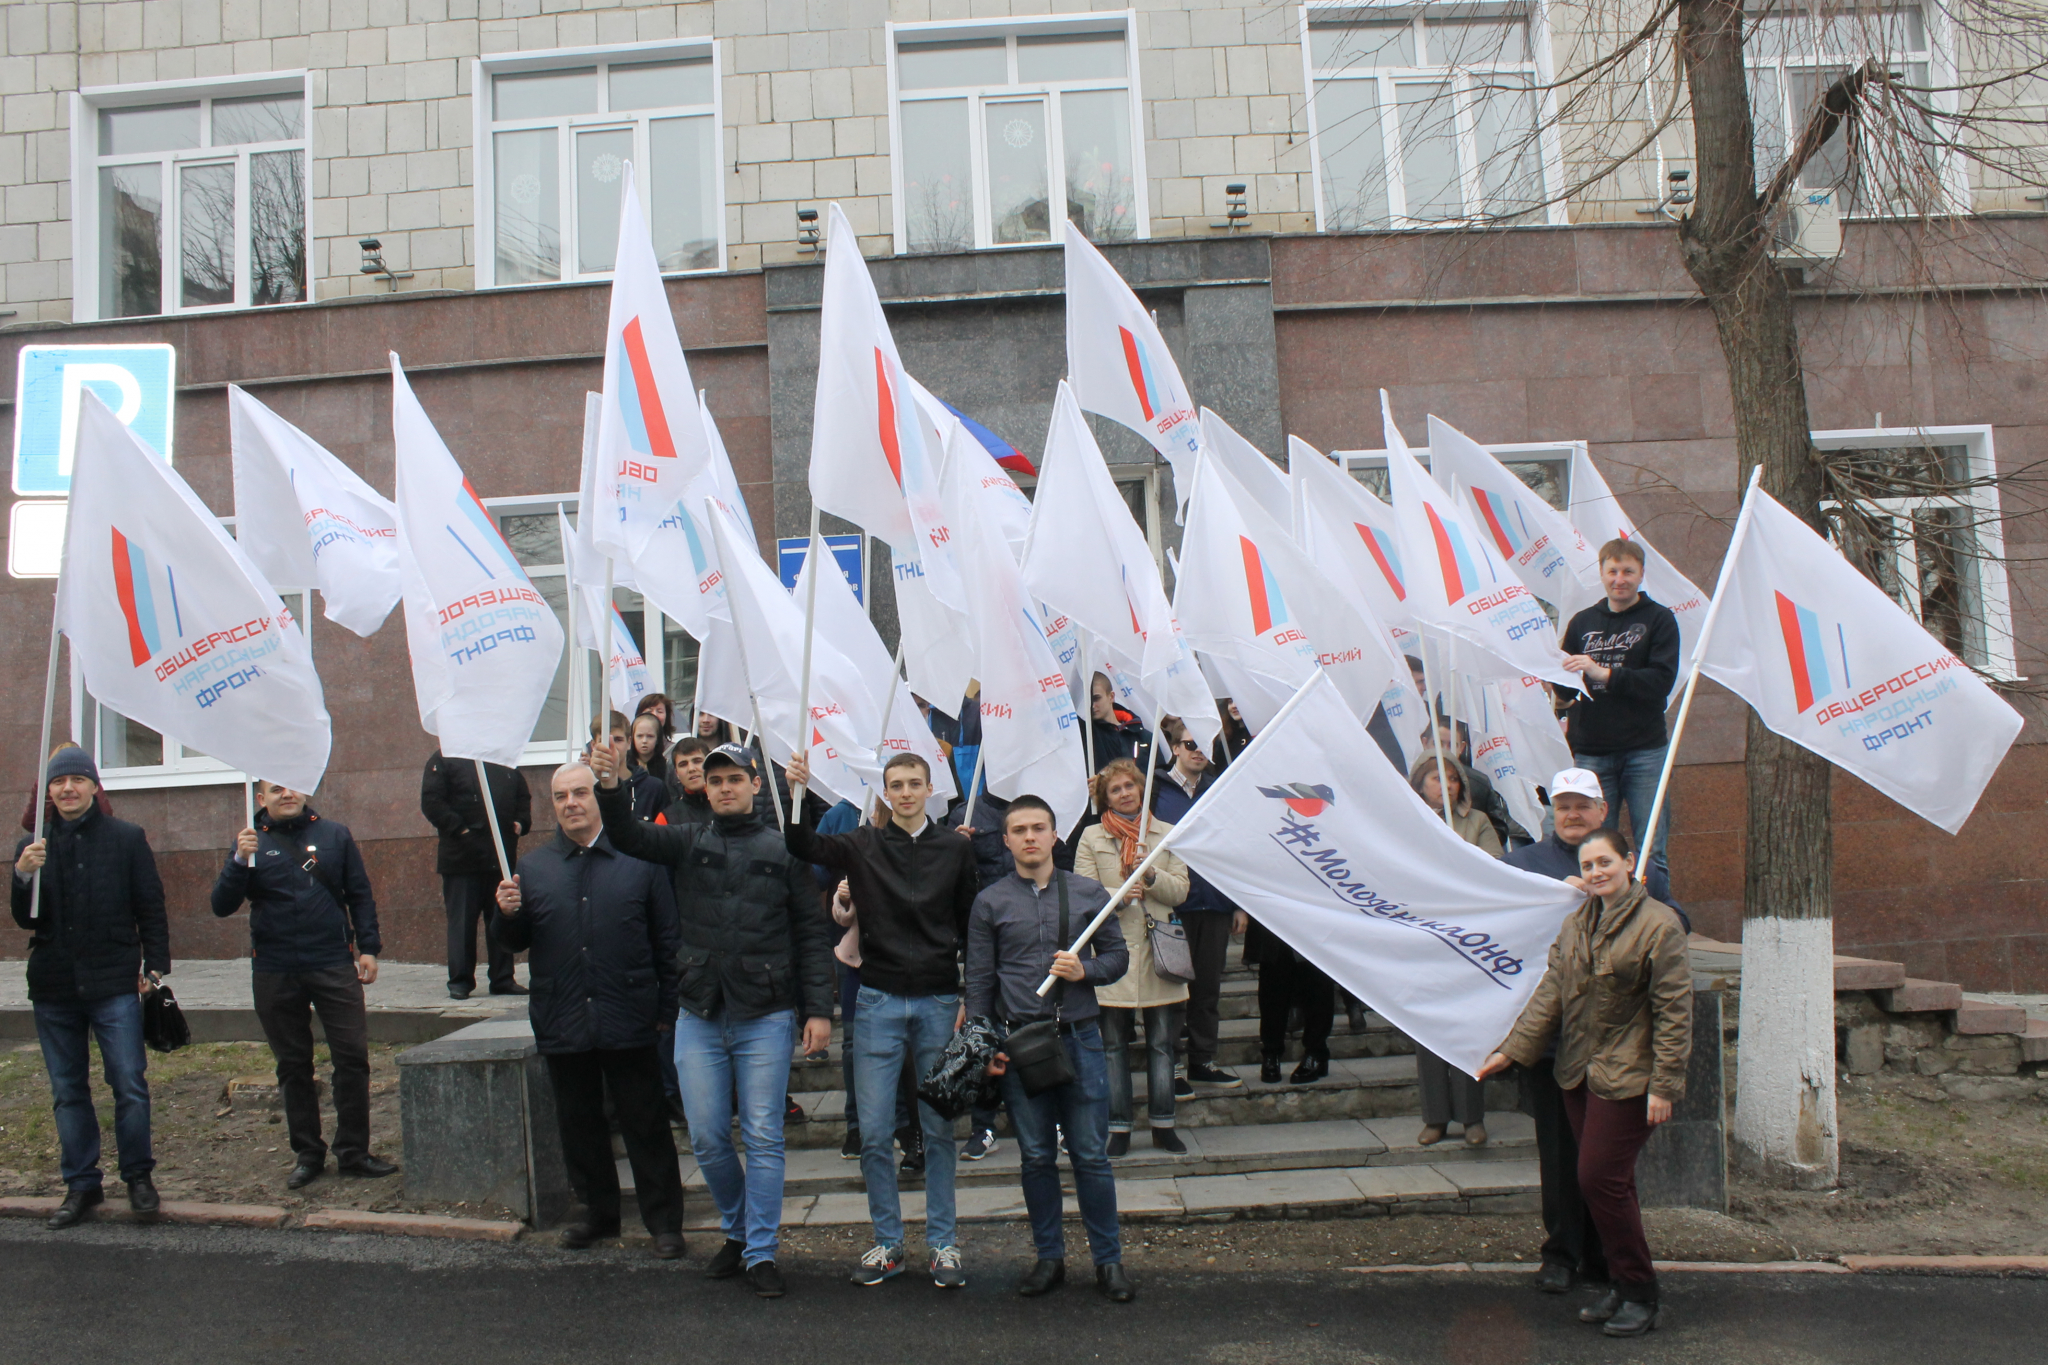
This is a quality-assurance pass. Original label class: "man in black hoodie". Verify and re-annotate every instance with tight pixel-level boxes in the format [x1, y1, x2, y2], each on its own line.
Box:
[419, 750, 530, 1000]
[1559, 539, 1682, 895]
[213, 781, 396, 1189]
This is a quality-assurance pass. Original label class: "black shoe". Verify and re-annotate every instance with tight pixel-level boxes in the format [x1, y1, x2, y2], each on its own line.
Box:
[1096, 1262, 1134, 1302]
[1603, 1300, 1659, 1337]
[489, 982, 529, 996]
[447, 983, 472, 1000]
[46, 1186, 102, 1230]
[1578, 1288, 1623, 1324]
[286, 1159, 324, 1190]
[785, 1095, 808, 1125]
[1017, 1258, 1066, 1296]
[1106, 1132, 1130, 1158]
[558, 1220, 619, 1250]
[747, 1261, 787, 1298]
[1187, 1061, 1243, 1089]
[1151, 1127, 1186, 1154]
[127, 1176, 161, 1219]
[653, 1233, 686, 1260]
[1259, 1054, 1282, 1084]
[1172, 1076, 1194, 1100]
[706, 1237, 745, 1279]
[840, 1126, 862, 1160]
[1347, 1003, 1368, 1034]
[1532, 1261, 1576, 1294]
[338, 1155, 398, 1179]
[1289, 1053, 1330, 1084]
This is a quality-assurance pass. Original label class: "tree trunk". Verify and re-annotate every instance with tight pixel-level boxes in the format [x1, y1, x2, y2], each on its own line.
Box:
[1675, 0, 1839, 1188]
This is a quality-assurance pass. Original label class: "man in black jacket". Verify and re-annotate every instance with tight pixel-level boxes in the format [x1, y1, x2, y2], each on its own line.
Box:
[213, 782, 396, 1190]
[420, 750, 530, 1000]
[1559, 539, 1683, 894]
[594, 740, 834, 1298]
[495, 762, 683, 1257]
[11, 747, 169, 1229]
[1151, 727, 1246, 1090]
[785, 749, 980, 1290]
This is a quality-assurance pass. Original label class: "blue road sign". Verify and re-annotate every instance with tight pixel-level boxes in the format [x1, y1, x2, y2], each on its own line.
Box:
[778, 533, 865, 604]
[13, 344, 177, 495]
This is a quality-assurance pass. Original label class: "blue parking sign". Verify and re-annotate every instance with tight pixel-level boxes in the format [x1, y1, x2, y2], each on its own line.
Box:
[777, 533, 866, 604]
[13, 344, 177, 495]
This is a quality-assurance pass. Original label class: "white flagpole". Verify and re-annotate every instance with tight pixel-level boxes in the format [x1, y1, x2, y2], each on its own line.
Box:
[561, 504, 578, 765]
[754, 696, 786, 831]
[965, 733, 988, 830]
[1419, 635, 1455, 829]
[703, 497, 785, 830]
[242, 779, 257, 866]
[1080, 631, 1097, 809]
[28, 590, 61, 920]
[791, 505, 823, 811]
[598, 555, 616, 736]
[1637, 464, 1760, 872]
[473, 759, 514, 883]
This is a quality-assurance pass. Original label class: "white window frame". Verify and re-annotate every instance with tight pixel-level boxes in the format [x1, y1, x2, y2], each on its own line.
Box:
[70, 71, 314, 324]
[1302, 0, 1567, 231]
[473, 38, 727, 291]
[1012, 463, 1166, 571]
[886, 11, 1150, 255]
[1333, 437, 1579, 506]
[1813, 423, 2017, 679]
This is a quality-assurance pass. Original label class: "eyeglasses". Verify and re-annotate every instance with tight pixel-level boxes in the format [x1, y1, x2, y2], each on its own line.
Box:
[1176, 740, 1203, 753]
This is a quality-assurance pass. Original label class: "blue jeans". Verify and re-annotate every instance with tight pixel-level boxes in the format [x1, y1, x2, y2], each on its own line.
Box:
[850, 987, 958, 1251]
[838, 965, 912, 1136]
[1100, 1004, 1178, 1132]
[999, 1020, 1121, 1265]
[1575, 745, 1673, 901]
[673, 1008, 796, 1266]
[35, 993, 153, 1190]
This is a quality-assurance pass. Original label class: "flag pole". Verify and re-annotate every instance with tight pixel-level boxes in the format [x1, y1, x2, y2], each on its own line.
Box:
[868, 636, 908, 822]
[473, 759, 514, 883]
[598, 555, 616, 740]
[1080, 631, 1097, 808]
[754, 696, 786, 832]
[242, 779, 257, 867]
[1037, 667, 1328, 995]
[965, 732, 988, 831]
[1419, 635, 1456, 829]
[27, 589, 62, 921]
[1638, 464, 1760, 876]
[561, 504, 578, 766]
[790, 505, 823, 811]
[703, 497, 786, 831]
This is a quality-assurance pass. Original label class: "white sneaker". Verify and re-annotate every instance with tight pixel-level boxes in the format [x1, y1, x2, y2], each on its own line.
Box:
[962, 1128, 998, 1161]
[930, 1244, 967, 1289]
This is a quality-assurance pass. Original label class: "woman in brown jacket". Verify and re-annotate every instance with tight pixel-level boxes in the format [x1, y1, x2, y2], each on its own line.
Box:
[1478, 827, 1690, 1339]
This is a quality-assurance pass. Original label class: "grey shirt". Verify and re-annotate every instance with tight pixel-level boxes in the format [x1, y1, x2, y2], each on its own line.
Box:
[965, 868, 1129, 1027]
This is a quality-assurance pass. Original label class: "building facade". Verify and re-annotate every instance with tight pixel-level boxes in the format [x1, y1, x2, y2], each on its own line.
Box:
[2, 1, 2045, 987]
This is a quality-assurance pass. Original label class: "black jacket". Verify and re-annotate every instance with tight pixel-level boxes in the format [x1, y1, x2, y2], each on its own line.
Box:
[419, 752, 531, 878]
[497, 830, 681, 1054]
[1503, 829, 1684, 924]
[786, 809, 979, 997]
[210, 806, 381, 974]
[625, 767, 667, 822]
[12, 808, 169, 1002]
[1149, 771, 1240, 916]
[599, 782, 835, 1023]
[1559, 595, 1681, 755]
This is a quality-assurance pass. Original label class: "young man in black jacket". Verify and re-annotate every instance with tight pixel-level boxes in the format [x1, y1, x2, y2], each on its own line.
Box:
[419, 750, 530, 1000]
[1559, 539, 1683, 895]
[593, 740, 835, 1299]
[785, 749, 980, 1290]
[496, 762, 683, 1258]
[11, 747, 169, 1229]
[213, 782, 396, 1189]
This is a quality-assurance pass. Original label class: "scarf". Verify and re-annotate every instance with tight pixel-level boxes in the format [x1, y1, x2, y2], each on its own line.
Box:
[1100, 807, 1145, 878]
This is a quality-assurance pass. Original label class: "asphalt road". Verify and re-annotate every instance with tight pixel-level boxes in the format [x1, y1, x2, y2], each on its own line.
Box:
[0, 1220, 2038, 1365]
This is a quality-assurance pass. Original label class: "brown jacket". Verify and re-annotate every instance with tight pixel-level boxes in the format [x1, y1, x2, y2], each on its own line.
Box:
[1501, 882, 1692, 1102]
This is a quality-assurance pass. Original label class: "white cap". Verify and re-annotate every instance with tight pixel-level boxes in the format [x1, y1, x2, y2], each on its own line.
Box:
[1549, 768, 1605, 803]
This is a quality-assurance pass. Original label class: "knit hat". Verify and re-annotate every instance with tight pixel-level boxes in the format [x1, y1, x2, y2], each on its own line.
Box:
[45, 747, 100, 786]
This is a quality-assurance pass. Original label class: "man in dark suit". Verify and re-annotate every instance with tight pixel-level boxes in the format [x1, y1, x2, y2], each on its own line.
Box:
[420, 750, 530, 1000]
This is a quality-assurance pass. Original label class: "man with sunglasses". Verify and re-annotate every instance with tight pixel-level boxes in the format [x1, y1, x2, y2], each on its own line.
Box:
[1146, 722, 1245, 1091]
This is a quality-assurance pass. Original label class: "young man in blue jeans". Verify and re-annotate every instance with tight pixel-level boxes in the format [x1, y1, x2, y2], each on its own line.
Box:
[786, 750, 980, 1289]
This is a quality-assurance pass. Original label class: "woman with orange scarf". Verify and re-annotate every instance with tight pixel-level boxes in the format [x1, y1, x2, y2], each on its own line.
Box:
[1074, 758, 1191, 1156]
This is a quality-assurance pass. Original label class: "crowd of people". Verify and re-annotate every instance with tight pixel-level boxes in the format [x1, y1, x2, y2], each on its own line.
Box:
[8, 538, 1694, 1334]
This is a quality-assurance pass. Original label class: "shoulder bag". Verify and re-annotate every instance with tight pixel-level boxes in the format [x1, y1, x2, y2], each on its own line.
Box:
[1002, 872, 1079, 1097]
[142, 974, 190, 1053]
[1145, 908, 1196, 983]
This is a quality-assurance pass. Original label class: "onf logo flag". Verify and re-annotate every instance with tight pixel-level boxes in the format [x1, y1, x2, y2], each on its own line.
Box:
[1698, 483, 2022, 835]
[1166, 672, 1580, 1075]
[61, 392, 331, 792]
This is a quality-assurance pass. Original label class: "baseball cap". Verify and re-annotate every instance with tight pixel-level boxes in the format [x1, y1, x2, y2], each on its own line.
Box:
[702, 743, 759, 775]
[1549, 768, 1605, 803]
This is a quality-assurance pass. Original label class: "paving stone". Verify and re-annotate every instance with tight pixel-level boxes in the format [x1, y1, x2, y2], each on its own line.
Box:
[302, 1208, 521, 1241]
[1435, 1159, 1543, 1198]
[1345, 1165, 1460, 1203]
[1874, 978, 1964, 1014]
[1175, 1168, 1368, 1214]
[1955, 998, 2028, 1035]
[1186, 1118, 1383, 1159]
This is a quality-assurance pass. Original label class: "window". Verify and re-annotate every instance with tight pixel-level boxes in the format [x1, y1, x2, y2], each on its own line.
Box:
[1306, 2, 1556, 230]
[477, 42, 723, 288]
[1337, 439, 1573, 508]
[76, 77, 309, 321]
[1747, 3, 1949, 215]
[1815, 425, 2016, 677]
[890, 18, 1145, 253]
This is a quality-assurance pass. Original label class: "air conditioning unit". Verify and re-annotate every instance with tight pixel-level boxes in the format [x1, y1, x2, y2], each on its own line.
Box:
[1771, 188, 1842, 262]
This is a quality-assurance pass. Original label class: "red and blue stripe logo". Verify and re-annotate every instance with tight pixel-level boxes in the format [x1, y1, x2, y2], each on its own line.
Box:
[875, 349, 913, 490]
[1119, 326, 1163, 423]
[112, 526, 181, 668]
[1424, 504, 1482, 603]
[616, 317, 679, 461]
[1240, 536, 1290, 635]
[1471, 487, 1528, 558]
[1775, 590, 1847, 714]
[1354, 523, 1407, 601]
[447, 477, 526, 581]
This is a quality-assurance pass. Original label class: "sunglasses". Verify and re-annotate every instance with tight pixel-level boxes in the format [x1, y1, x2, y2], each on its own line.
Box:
[1175, 740, 1203, 753]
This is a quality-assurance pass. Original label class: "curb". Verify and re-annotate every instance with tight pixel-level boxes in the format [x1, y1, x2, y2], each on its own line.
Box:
[302, 1209, 523, 1242]
[0, 1196, 288, 1229]
[0, 1197, 518, 1241]
[1346, 1257, 2034, 1277]
[1838, 1255, 2048, 1277]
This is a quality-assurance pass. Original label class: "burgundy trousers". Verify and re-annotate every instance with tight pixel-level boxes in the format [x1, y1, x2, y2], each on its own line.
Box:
[1560, 1085, 1658, 1295]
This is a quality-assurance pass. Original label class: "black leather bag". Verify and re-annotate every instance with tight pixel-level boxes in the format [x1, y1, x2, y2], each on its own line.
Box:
[142, 976, 190, 1053]
[1003, 873, 1077, 1098]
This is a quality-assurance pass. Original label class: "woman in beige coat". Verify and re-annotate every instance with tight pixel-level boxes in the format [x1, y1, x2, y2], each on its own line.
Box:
[1074, 758, 1190, 1156]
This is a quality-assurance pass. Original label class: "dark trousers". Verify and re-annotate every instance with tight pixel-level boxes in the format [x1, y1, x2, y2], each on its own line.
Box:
[443, 873, 514, 990]
[544, 1045, 684, 1236]
[1257, 953, 1333, 1059]
[1520, 1058, 1607, 1279]
[1416, 1046, 1485, 1129]
[1181, 912, 1233, 1068]
[1561, 1085, 1656, 1297]
[251, 964, 372, 1166]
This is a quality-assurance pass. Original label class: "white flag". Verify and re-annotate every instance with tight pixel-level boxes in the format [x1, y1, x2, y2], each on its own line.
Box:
[1289, 435, 1421, 653]
[1698, 484, 2021, 835]
[908, 377, 1032, 553]
[1062, 221, 1202, 510]
[1427, 415, 1600, 616]
[1166, 671, 1581, 1075]
[557, 507, 652, 717]
[1460, 677, 1554, 841]
[390, 355, 564, 768]
[572, 392, 637, 592]
[1381, 394, 1575, 689]
[591, 163, 712, 563]
[63, 393, 331, 792]
[1567, 448, 1710, 700]
[228, 386, 401, 639]
[809, 203, 963, 607]
[1199, 408, 1291, 527]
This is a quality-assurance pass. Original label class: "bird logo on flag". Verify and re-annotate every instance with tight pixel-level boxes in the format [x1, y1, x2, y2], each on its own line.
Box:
[1260, 782, 1336, 817]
